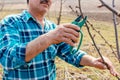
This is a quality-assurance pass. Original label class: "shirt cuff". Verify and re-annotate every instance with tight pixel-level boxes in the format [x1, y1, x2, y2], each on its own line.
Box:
[75, 50, 87, 68]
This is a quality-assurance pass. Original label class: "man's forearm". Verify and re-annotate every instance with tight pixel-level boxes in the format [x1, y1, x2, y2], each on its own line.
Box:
[25, 34, 52, 62]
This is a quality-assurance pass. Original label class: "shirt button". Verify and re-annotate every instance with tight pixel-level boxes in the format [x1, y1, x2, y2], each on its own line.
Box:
[24, 64, 28, 68]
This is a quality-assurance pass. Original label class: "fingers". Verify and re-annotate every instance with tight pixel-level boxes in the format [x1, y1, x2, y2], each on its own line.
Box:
[61, 37, 74, 46]
[63, 32, 78, 43]
[62, 24, 80, 45]
[63, 23, 80, 32]
[48, 23, 80, 45]
[106, 62, 119, 76]
[63, 27, 79, 38]
[63, 24, 80, 37]
[109, 68, 119, 76]
[56, 24, 80, 46]
[94, 57, 119, 77]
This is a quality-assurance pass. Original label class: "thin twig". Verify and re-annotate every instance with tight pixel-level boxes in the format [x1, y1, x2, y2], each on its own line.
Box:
[87, 21, 118, 59]
[69, 5, 79, 16]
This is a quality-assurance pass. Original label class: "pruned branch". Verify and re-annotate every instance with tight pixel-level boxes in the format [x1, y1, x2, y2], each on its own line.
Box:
[99, 0, 120, 17]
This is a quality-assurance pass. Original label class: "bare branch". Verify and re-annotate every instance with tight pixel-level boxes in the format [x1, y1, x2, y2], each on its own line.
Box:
[112, 0, 120, 62]
[57, 0, 63, 25]
[99, 0, 120, 17]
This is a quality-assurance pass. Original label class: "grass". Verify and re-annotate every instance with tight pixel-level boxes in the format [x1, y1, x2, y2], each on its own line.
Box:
[0, 10, 120, 80]
[0, 10, 21, 20]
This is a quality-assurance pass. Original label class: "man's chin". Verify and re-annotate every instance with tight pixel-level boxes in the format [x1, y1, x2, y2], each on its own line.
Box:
[40, 8, 49, 13]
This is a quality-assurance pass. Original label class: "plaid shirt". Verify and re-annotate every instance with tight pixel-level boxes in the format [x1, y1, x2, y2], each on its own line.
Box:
[0, 10, 86, 80]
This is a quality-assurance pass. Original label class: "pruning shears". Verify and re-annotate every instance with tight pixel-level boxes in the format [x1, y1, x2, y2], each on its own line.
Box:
[70, 15, 87, 54]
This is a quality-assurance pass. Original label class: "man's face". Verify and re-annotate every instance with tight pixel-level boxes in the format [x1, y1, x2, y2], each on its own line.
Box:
[29, 0, 52, 14]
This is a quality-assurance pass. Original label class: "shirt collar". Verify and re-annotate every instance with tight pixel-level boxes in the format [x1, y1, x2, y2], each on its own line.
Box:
[22, 10, 47, 23]
[22, 10, 36, 22]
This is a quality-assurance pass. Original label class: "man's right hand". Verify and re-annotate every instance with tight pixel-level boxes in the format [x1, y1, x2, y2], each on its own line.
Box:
[47, 23, 80, 46]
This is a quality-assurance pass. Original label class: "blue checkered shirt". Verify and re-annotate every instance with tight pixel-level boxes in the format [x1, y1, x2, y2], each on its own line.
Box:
[0, 10, 86, 80]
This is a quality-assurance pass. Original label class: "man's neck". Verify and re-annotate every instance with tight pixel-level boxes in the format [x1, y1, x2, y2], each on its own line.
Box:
[28, 10, 45, 27]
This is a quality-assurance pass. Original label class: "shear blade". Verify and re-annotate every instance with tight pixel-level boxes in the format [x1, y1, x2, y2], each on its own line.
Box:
[78, 16, 87, 27]
[74, 15, 82, 22]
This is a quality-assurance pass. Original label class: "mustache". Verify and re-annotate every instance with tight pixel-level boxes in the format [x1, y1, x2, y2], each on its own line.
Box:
[40, 0, 48, 4]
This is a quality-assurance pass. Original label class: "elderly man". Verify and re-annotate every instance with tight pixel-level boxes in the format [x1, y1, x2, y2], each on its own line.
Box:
[0, 0, 118, 80]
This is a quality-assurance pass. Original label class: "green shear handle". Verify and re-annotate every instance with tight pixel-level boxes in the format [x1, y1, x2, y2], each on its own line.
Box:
[70, 15, 87, 54]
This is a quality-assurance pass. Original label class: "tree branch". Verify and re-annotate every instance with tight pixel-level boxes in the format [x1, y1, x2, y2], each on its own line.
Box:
[99, 0, 120, 17]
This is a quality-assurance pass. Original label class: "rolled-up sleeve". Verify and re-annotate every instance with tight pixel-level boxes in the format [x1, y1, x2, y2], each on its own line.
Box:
[0, 21, 27, 70]
[57, 43, 87, 68]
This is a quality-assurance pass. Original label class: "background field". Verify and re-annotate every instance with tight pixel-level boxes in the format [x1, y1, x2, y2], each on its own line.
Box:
[0, 0, 120, 80]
